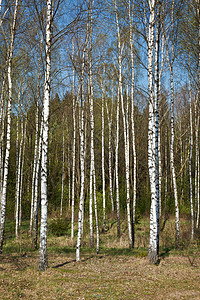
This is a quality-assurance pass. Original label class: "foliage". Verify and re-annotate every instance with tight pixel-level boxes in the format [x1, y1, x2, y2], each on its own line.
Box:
[50, 217, 70, 237]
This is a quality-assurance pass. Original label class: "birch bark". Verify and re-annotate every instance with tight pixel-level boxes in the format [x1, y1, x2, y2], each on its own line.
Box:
[116, 87, 120, 237]
[189, 74, 194, 240]
[101, 66, 106, 233]
[76, 40, 87, 262]
[19, 117, 27, 228]
[0, 0, 19, 253]
[105, 99, 114, 214]
[115, 0, 132, 248]
[38, 0, 52, 270]
[71, 38, 76, 242]
[147, 0, 157, 263]
[129, 0, 137, 246]
[163, 0, 179, 246]
[60, 114, 65, 216]
[30, 48, 42, 233]
[33, 121, 43, 250]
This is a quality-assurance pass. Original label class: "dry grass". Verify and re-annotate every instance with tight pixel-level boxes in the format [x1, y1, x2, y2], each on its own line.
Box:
[0, 216, 200, 299]
[0, 252, 200, 299]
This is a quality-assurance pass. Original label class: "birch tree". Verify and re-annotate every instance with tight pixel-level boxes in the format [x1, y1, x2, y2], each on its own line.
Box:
[128, 0, 137, 246]
[144, 0, 160, 263]
[38, 0, 52, 270]
[115, 0, 132, 248]
[30, 43, 42, 234]
[163, 0, 180, 247]
[60, 114, 65, 216]
[0, 0, 19, 253]
[101, 64, 106, 233]
[71, 37, 76, 242]
[189, 73, 194, 240]
[76, 39, 87, 262]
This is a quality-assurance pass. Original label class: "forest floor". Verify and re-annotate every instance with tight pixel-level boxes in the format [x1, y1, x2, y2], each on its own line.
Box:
[0, 216, 200, 299]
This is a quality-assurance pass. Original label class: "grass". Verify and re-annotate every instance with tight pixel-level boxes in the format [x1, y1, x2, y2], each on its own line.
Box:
[0, 216, 200, 299]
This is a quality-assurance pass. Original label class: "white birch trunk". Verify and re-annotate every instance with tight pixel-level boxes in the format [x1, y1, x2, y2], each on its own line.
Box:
[163, 127, 168, 226]
[164, 0, 180, 247]
[115, 0, 132, 248]
[0, 76, 6, 209]
[101, 66, 106, 233]
[106, 100, 114, 213]
[71, 38, 76, 242]
[68, 147, 71, 208]
[33, 121, 43, 249]
[15, 114, 24, 238]
[129, 0, 137, 246]
[197, 152, 200, 228]
[0, 0, 19, 253]
[170, 68, 180, 246]
[38, 0, 52, 271]
[89, 161, 94, 247]
[19, 117, 27, 228]
[154, 19, 160, 254]
[76, 39, 87, 261]
[195, 100, 200, 228]
[116, 87, 120, 237]
[189, 75, 194, 240]
[15, 87, 20, 222]
[30, 51, 41, 233]
[60, 115, 65, 216]
[89, 17, 99, 251]
[147, 0, 159, 263]
[76, 105, 85, 261]
[196, 0, 200, 229]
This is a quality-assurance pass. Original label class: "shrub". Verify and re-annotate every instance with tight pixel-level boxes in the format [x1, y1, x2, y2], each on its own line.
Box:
[50, 217, 70, 236]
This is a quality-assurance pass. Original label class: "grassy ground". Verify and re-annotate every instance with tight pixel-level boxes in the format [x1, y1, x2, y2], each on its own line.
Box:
[0, 216, 200, 299]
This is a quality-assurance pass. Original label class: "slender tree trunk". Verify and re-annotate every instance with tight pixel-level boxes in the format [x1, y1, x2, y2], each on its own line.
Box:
[15, 87, 20, 222]
[197, 151, 200, 228]
[170, 68, 180, 247]
[163, 127, 168, 228]
[30, 99, 39, 233]
[68, 145, 71, 208]
[147, 0, 158, 263]
[19, 117, 27, 228]
[60, 115, 65, 216]
[164, 0, 179, 247]
[15, 114, 24, 237]
[30, 49, 42, 233]
[76, 38, 87, 261]
[76, 104, 85, 261]
[116, 87, 120, 238]
[0, 76, 6, 209]
[189, 74, 194, 240]
[106, 100, 114, 213]
[38, 0, 52, 271]
[154, 13, 160, 256]
[89, 162, 94, 247]
[195, 100, 200, 229]
[71, 38, 76, 242]
[115, 0, 132, 248]
[101, 65, 106, 233]
[33, 122, 43, 250]
[129, 0, 137, 247]
[0, 0, 19, 253]
[196, 0, 200, 229]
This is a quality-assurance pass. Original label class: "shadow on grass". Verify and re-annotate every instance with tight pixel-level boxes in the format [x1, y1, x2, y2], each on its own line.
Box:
[52, 255, 98, 268]
[0, 254, 31, 271]
[159, 247, 172, 259]
[155, 247, 172, 265]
